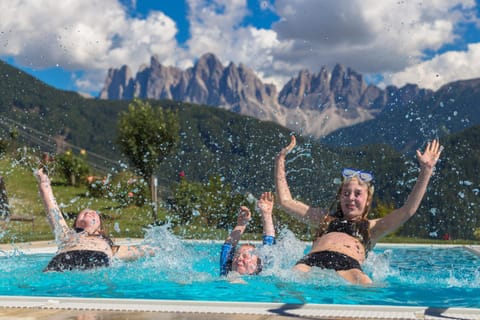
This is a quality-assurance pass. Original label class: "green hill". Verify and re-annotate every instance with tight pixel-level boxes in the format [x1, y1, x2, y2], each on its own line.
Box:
[1, 59, 480, 241]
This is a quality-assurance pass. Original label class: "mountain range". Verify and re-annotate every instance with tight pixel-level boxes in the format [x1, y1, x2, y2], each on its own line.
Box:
[1, 58, 480, 239]
[99, 53, 390, 138]
[99, 52, 480, 149]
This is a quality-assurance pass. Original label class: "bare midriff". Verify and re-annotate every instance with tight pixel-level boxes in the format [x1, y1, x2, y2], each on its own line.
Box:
[57, 233, 113, 259]
[310, 232, 366, 264]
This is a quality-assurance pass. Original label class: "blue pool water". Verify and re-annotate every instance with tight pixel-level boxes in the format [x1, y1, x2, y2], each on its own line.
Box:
[0, 229, 479, 308]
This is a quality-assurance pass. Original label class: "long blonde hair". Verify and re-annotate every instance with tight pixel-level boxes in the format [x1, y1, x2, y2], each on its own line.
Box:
[316, 177, 375, 241]
[328, 176, 375, 219]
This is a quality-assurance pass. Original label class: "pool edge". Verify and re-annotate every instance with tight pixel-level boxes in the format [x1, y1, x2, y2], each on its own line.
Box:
[2, 241, 480, 319]
[1, 296, 480, 320]
[464, 245, 480, 257]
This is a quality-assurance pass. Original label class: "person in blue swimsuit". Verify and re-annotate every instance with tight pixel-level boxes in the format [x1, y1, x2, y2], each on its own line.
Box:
[275, 136, 443, 285]
[220, 191, 275, 276]
[35, 168, 154, 272]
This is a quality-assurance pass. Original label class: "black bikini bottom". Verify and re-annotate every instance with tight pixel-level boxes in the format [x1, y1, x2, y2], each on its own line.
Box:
[295, 250, 362, 271]
[44, 250, 110, 272]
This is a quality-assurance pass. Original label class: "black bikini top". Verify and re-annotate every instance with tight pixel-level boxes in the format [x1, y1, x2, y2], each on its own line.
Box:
[74, 228, 114, 248]
[325, 218, 372, 252]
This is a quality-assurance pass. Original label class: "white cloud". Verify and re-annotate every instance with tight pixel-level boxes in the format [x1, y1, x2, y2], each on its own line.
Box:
[182, 0, 480, 90]
[266, 0, 478, 81]
[184, 0, 289, 87]
[0, 0, 181, 93]
[389, 43, 480, 90]
[0, 0, 479, 94]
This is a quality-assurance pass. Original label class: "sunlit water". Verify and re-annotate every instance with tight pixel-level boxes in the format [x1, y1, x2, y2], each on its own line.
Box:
[0, 226, 479, 308]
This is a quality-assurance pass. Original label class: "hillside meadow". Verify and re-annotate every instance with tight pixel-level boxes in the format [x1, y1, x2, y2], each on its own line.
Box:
[1, 154, 477, 246]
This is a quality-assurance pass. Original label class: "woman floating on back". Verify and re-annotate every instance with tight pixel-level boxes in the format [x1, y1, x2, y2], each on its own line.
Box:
[275, 136, 443, 285]
[35, 168, 154, 272]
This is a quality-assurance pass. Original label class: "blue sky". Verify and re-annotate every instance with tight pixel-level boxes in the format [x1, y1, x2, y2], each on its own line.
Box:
[1, 0, 480, 97]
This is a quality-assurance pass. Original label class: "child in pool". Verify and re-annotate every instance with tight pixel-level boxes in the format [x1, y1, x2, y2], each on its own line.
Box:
[35, 167, 155, 272]
[275, 136, 443, 285]
[220, 191, 275, 275]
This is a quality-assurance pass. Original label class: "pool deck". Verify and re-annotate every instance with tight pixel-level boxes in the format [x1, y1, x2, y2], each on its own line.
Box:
[1, 241, 480, 320]
[1, 296, 480, 320]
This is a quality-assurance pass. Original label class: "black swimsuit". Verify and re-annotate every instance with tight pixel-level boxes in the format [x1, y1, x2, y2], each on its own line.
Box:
[296, 251, 361, 271]
[44, 250, 110, 272]
[326, 219, 371, 250]
[296, 218, 370, 271]
[44, 229, 114, 272]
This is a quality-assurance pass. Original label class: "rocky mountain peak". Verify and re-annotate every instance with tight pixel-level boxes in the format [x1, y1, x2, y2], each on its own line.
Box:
[99, 64, 133, 100]
[98, 53, 435, 138]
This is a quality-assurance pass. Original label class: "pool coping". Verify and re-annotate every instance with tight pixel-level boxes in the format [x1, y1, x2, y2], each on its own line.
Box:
[1, 241, 480, 320]
[1, 296, 480, 320]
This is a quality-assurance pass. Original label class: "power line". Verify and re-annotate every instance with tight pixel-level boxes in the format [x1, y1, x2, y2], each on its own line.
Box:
[0, 115, 121, 174]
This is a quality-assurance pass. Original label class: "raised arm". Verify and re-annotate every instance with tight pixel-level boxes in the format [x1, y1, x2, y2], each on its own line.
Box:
[258, 192, 275, 244]
[219, 206, 251, 275]
[34, 168, 70, 240]
[275, 135, 325, 226]
[225, 206, 251, 247]
[370, 139, 443, 241]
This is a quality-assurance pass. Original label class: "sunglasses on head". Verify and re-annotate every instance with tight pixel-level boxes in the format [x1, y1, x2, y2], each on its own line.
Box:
[342, 168, 373, 183]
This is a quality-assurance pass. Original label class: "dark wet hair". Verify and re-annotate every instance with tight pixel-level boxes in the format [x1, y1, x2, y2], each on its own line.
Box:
[254, 257, 263, 275]
[237, 243, 263, 275]
[73, 209, 114, 248]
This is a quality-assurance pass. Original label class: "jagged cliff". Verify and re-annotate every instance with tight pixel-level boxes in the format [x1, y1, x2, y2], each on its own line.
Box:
[99, 53, 432, 138]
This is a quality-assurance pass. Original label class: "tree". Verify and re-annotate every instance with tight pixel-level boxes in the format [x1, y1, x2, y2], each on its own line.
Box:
[117, 99, 180, 222]
[57, 150, 91, 186]
[169, 175, 253, 236]
[9, 127, 18, 155]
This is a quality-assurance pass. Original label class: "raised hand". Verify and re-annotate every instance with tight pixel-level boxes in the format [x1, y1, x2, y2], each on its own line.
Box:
[237, 206, 252, 226]
[258, 191, 275, 238]
[258, 192, 274, 218]
[416, 139, 443, 170]
[34, 167, 50, 185]
[276, 135, 296, 159]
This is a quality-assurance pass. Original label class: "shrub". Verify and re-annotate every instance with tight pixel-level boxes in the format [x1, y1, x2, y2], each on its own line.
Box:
[57, 150, 90, 186]
[86, 171, 149, 207]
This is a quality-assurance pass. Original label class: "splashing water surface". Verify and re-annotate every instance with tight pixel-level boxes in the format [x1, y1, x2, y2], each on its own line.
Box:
[0, 226, 479, 308]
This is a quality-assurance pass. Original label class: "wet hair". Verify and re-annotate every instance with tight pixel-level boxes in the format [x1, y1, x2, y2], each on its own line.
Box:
[73, 209, 114, 248]
[254, 257, 263, 275]
[315, 176, 375, 250]
[237, 243, 263, 275]
[330, 176, 375, 219]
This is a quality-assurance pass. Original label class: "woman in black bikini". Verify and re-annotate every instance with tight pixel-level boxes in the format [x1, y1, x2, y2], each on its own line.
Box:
[35, 168, 154, 272]
[275, 136, 443, 285]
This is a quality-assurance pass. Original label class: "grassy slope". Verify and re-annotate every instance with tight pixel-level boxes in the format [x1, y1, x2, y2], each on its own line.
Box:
[0, 155, 155, 243]
[1, 155, 478, 245]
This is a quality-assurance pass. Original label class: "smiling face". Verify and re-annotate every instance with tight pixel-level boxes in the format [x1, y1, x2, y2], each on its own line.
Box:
[75, 209, 101, 234]
[232, 244, 259, 275]
[339, 178, 370, 221]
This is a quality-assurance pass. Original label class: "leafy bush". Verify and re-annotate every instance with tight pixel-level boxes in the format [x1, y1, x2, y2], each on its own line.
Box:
[86, 171, 149, 207]
[86, 175, 110, 198]
[474, 228, 480, 240]
[56, 150, 90, 186]
[168, 175, 258, 233]
[112, 175, 149, 207]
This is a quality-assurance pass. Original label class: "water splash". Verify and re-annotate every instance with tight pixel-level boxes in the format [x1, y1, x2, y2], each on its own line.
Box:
[261, 228, 306, 275]
[132, 224, 207, 283]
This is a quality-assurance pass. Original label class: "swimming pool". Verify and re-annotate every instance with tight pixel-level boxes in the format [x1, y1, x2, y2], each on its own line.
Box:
[0, 228, 479, 309]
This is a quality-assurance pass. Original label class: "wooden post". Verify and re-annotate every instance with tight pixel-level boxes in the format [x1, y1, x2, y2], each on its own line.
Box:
[151, 175, 158, 223]
[0, 176, 10, 220]
[0, 176, 35, 230]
